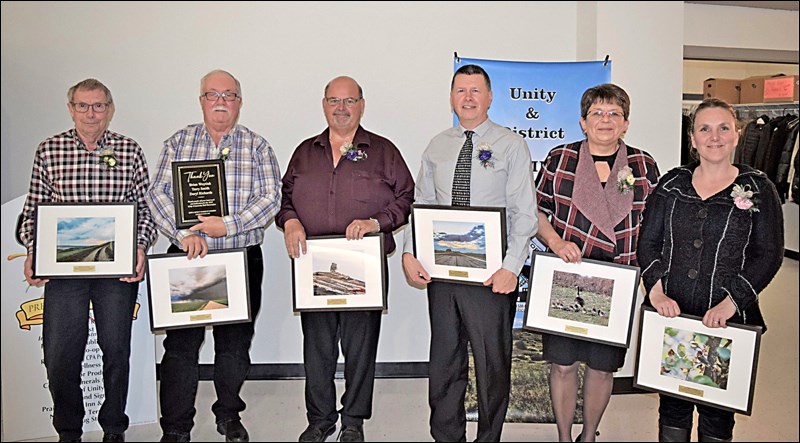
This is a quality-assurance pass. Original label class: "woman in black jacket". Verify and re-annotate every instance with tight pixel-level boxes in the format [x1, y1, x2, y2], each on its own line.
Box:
[637, 98, 784, 442]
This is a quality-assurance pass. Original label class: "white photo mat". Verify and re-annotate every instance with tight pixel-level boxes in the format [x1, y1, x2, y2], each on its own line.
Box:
[33, 202, 137, 278]
[523, 252, 640, 348]
[145, 248, 251, 330]
[292, 235, 386, 311]
[634, 307, 761, 415]
[412, 205, 506, 285]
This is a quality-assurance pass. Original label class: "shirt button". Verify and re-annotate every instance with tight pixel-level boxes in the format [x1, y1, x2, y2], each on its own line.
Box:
[697, 208, 708, 219]
[688, 269, 698, 279]
[693, 239, 703, 249]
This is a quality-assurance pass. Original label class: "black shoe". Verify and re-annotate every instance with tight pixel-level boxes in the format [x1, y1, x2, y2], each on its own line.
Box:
[160, 432, 191, 442]
[298, 423, 336, 442]
[217, 420, 249, 442]
[103, 433, 125, 442]
[57, 438, 81, 442]
[575, 431, 600, 442]
[338, 425, 364, 442]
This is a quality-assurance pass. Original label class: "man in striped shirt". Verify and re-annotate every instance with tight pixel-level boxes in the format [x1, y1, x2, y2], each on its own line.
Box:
[146, 70, 281, 443]
[19, 78, 158, 443]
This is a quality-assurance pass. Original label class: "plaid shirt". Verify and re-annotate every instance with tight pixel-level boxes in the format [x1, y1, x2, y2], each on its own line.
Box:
[146, 123, 281, 250]
[20, 129, 157, 253]
[535, 141, 660, 265]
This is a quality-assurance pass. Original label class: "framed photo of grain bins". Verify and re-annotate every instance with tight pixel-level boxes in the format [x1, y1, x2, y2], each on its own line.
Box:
[634, 306, 762, 415]
[523, 251, 640, 348]
[145, 248, 251, 331]
[291, 234, 386, 312]
[32, 202, 137, 279]
[411, 204, 506, 285]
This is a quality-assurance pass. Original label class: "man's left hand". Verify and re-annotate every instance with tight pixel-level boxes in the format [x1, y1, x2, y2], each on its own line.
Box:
[190, 215, 227, 238]
[484, 268, 517, 294]
[120, 246, 147, 283]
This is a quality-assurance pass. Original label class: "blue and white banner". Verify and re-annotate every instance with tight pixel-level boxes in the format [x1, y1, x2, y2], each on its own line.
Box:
[454, 56, 611, 168]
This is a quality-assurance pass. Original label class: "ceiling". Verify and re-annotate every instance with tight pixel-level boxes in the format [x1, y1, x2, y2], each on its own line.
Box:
[685, 1, 799, 10]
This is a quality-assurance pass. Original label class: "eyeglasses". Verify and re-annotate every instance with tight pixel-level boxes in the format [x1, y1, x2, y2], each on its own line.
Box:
[71, 102, 110, 113]
[586, 109, 624, 120]
[202, 91, 240, 102]
[325, 97, 362, 108]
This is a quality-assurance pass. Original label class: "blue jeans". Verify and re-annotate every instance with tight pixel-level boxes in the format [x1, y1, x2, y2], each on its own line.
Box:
[43, 278, 138, 441]
[159, 245, 263, 435]
[659, 394, 736, 439]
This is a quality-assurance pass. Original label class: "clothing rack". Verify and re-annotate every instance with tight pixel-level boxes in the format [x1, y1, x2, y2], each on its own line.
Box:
[733, 102, 799, 121]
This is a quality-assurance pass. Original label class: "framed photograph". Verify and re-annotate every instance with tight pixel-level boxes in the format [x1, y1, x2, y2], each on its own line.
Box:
[634, 306, 762, 415]
[411, 204, 506, 285]
[32, 202, 137, 278]
[522, 251, 640, 348]
[172, 159, 229, 228]
[145, 248, 251, 331]
[292, 234, 386, 312]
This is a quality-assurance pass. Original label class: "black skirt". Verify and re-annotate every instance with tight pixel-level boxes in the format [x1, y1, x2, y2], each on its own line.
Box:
[542, 333, 627, 372]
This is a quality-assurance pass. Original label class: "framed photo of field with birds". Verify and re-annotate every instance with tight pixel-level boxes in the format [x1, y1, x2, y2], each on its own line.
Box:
[523, 251, 640, 348]
[634, 306, 762, 415]
[411, 204, 506, 286]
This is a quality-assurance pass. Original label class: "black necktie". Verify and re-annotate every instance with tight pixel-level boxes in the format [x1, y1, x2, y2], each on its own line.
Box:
[451, 130, 474, 206]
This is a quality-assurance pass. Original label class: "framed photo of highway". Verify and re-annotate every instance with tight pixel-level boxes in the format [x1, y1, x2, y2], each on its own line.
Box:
[634, 306, 762, 415]
[145, 248, 251, 331]
[523, 252, 640, 348]
[291, 234, 386, 312]
[411, 204, 506, 285]
[32, 202, 137, 279]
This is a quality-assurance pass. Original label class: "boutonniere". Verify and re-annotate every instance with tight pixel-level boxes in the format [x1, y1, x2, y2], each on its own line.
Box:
[475, 143, 494, 169]
[340, 141, 367, 162]
[98, 148, 117, 168]
[616, 166, 635, 194]
[731, 184, 759, 213]
[219, 146, 231, 161]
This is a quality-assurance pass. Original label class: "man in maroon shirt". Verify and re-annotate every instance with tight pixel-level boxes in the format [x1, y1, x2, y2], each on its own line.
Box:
[277, 76, 414, 442]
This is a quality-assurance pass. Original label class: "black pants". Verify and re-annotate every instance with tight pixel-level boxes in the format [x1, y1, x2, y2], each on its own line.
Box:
[427, 281, 516, 442]
[159, 245, 263, 436]
[659, 394, 736, 440]
[300, 310, 382, 428]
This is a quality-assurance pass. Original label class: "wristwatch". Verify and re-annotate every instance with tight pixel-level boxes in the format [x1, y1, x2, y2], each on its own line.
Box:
[369, 218, 380, 231]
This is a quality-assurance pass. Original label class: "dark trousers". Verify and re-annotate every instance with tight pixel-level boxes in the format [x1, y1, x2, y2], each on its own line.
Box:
[159, 245, 263, 435]
[300, 310, 382, 428]
[43, 278, 138, 441]
[659, 394, 736, 440]
[427, 281, 516, 442]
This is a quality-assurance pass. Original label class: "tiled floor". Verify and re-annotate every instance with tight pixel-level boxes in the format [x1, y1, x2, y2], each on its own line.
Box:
[19, 259, 798, 442]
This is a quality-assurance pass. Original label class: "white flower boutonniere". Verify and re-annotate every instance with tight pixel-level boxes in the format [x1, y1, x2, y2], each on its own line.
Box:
[340, 141, 367, 162]
[98, 148, 117, 168]
[219, 146, 231, 161]
[731, 184, 759, 213]
[475, 143, 495, 169]
[616, 166, 635, 194]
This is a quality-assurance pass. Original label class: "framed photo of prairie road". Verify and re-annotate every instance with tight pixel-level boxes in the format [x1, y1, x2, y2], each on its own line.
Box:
[145, 248, 251, 331]
[634, 306, 762, 415]
[411, 204, 506, 285]
[292, 234, 386, 312]
[32, 202, 137, 278]
[523, 252, 639, 348]
[172, 159, 229, 229]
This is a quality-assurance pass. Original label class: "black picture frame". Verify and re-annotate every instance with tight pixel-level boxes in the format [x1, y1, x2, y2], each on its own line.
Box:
[172, 159, 229, 229]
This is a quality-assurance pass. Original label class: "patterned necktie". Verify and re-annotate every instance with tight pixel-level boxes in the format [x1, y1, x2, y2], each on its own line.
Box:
[451, 130, 474, 206]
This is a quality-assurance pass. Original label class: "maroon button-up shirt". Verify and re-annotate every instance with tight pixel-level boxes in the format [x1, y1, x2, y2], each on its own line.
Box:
[277, 126, 414, 254]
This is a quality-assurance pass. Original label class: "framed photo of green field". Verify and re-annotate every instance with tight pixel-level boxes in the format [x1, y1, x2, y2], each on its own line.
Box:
[411, 204, 506, 285]
[523, 251, 640, 348]
[145, 248, 251, 331]
[32, 202, 137, 278]
[292, 234, 386, 312]
[634, 306, 762, 415]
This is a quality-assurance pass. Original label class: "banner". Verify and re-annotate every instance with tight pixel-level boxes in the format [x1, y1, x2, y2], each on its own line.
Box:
[1, 195, 158, 441]
[454, 56, 611, 168]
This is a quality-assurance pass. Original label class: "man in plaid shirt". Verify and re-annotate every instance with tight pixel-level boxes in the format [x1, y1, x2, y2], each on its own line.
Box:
[19, 78, 157, 443]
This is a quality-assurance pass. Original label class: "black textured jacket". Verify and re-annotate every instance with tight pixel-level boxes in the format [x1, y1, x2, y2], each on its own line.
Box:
[637, 163, 784, 331]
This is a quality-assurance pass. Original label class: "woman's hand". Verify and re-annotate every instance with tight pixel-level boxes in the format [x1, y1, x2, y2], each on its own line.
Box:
[649, 281, 680, 317]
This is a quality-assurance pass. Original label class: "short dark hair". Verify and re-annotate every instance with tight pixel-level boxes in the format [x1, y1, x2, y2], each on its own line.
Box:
[580, 83, 630, 120]
[451, 64, 491, 91]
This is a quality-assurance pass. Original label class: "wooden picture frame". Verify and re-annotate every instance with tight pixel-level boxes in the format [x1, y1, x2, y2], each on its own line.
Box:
[523, 252, 640, 348]
[145, 248, 251, 331]
[32, 202, 137, 278]
[411, 204, 506, 285]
